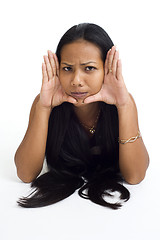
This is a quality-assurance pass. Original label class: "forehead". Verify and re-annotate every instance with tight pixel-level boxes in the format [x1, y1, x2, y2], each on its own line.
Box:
[60, 40, 102, 63]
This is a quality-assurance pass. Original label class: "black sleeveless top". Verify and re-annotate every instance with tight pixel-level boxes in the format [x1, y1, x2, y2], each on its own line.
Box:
[46, 102, 119, 179]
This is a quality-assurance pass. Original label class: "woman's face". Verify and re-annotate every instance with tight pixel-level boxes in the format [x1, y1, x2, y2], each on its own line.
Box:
[59, 40, 104, 106]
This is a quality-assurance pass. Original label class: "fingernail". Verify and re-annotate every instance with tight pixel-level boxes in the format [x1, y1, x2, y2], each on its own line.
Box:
[73, 99, 78, 104]
[115, 45, 119, 52]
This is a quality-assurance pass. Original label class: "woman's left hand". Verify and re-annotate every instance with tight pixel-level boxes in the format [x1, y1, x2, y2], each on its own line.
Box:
[84, 46, 130, 108]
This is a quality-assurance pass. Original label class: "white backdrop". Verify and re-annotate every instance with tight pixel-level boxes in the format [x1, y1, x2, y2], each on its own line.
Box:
[0, 0, 160, 239]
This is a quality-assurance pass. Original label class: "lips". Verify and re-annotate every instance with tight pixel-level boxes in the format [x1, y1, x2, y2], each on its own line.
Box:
[71, 92, 88, 99]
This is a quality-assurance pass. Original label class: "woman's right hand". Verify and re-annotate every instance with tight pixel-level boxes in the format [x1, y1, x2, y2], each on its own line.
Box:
[40, 50, 77, 109]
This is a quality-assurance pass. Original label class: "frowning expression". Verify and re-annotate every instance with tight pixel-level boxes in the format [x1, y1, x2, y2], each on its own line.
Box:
[59, 40, 104, 105]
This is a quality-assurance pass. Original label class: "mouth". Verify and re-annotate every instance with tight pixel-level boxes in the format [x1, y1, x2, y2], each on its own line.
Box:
[70, 92, 88, 99]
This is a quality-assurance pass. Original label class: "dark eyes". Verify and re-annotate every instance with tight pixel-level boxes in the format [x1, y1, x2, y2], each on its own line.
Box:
[62, 66, 96, 72]
[85, 66, 96, 71]
[63, 67, 72, 72]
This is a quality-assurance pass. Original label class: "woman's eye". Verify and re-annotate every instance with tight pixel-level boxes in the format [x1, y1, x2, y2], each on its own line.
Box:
[85, 66, 96, 71]
[63, 67, 72, 72]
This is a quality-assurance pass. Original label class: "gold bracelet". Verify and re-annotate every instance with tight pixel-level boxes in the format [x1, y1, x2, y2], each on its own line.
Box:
[118, 131, 141, 144]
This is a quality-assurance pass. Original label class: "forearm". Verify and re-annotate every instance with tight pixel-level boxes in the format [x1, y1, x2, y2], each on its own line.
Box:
[117, 94, 149, 184]
[15, 101, 51, 183]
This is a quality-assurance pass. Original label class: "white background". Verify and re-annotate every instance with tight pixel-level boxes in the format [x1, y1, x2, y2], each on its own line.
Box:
[0, 0, 160, 239]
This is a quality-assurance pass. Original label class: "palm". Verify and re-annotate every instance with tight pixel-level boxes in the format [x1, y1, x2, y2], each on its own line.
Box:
[40, 51, 76, 108]
[41, 74, 62, 107]
[99, 72, 128, 106]
[84, 46, 129, 108]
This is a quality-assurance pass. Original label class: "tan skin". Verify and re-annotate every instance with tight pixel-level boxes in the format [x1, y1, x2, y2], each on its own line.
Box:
[59, 40, 104, 133]
[14, 40, 149, 183]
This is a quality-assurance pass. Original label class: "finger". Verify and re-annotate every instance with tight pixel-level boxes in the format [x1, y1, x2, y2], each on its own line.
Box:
[112, 50, 119, 76]
[104, 49, 111, 74]
[116, 59, 123, 81]
[47, 50, 57, 77]
[43, 55, 53, 80]
[42, 62, 48, 83]
[66, 96, 78, 105]
[61, 91, 78, 105]
[53, 53, 60, 77]
[108, 46, 116, 72]
[83, 93, 101, 104]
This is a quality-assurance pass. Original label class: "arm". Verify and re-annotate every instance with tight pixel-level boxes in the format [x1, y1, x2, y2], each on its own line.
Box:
[84, 46, 149, 184]
[14, 51, 76, 183]
[14, 95, 51, 183]
[118, 94, 149, 184]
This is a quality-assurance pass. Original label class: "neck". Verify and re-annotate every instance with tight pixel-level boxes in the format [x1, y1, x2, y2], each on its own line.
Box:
[73, 102, 100, 127]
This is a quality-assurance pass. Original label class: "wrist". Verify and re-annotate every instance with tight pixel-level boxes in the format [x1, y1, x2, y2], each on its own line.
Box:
[36, 100, 52, 114]
[116, 93, 133, 111]
[117, 93, 139, 133]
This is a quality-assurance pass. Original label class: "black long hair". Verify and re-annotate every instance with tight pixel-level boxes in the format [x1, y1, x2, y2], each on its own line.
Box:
[18, 23, 130, 209]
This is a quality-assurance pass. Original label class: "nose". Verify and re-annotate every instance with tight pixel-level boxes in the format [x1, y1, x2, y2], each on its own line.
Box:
[71, 71, 84, 87]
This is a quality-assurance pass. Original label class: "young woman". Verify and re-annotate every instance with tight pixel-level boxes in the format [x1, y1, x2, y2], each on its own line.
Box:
[15, 23, 149, 209]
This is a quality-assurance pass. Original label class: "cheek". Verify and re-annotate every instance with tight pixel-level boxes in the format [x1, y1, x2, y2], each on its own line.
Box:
[89, 73, 104, 92]
[59, 74, 68, 89]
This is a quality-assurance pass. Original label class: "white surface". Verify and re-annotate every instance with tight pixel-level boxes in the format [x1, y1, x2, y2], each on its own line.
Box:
[0, 0, 160, 239]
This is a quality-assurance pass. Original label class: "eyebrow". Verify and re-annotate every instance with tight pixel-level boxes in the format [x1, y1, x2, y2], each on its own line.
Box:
[61, 61, 97, 66]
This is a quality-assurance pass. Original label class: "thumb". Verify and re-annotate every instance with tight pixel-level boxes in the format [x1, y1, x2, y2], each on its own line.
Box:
[83, 93, 101, 104]
[66, 95, 78, 105]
